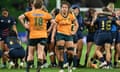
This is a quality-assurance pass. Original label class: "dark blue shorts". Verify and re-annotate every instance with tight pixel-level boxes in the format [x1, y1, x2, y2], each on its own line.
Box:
[0, 50, 3, 58]
[111, 31, 117, 42]
[9, 48, 25, 59]
[29, 38, 47, 46]
[87, 32, 95, 42]
[95, 31, 112, 46]
[94, 31, 99, 42]
[73, 31, 83, 43]
[116, 32, 120, 43]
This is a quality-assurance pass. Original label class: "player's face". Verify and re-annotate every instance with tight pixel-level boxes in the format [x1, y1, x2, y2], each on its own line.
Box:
[108, 16, 113, 19]
[2, 11, 8, 17]
[116, 10, 120, 16]
[108, 7, 114, 12]
[73, 8, 80, 16]
[61, 4, 69, 13]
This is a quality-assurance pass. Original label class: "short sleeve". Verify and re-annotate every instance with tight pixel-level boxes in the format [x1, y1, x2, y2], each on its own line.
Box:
[11, 17, 17, 25]
[55, 14, 60, 23]
[24, 12, 30, 19]
[46, 12, 52, 20]
[70, 13, 76, 22]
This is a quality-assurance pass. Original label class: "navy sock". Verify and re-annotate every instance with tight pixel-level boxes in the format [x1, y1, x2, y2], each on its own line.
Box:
[59, 61, 63, 69]
[114, 61, 117, 66]
[118, 57, 120, 60]
[90, 58, 94, 61]
[73, 55, 77, 67]
[93, 60, 97, 64]
[63, 52, 68, 64]
[99, 57, 105, 63]
[43, 59, 47, 64]
[26, 61, 33, 72]
[68, 57, 73, 66]
[77, 58, 80, 64]
[84, 54, 88, 66]
[107, 61, 111, 66]
[3, 62, 6, 66]
[37, 61, 42, 67]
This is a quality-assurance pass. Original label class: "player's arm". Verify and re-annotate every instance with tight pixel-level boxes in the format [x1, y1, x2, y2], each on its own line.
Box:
[91, 12, 97, 26]
[99, 11, 113, 15]
[18, 14, 29, 29]
[46, 11, 58, 34]
[11, 18, 18, 35]
[51, 21, 57, 43]
[116, 19, 120, 25]
[47, 19, 56, 33]
[96, 10, 113, 16]
[12, 25, 18, 35]
[72, 19, 79, 35]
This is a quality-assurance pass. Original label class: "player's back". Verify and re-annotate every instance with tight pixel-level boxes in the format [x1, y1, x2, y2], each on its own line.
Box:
[24, 9, 52, 39]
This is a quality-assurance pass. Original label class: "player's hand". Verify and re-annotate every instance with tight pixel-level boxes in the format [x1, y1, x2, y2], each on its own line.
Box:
[24, 23, 29, 29]
[71, 31, 76, 35]
[51, 19, 57, 24]
[90, 21, 94, 26]
[47, 30, 50, 36]
[85, 21, 91, 25]
[4, 51, 9, 55]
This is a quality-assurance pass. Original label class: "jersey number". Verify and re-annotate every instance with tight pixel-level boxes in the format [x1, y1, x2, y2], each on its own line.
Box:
[34, 17, 43, 30]
[101, 20, 111, 31]
[34, 17, 43, 26]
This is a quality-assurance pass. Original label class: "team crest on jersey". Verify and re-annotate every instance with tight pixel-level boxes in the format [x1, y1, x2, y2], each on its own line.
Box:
[68, 17, 70, 21]
[8, 20, 11, 23]
[0, 20, 4, 22]
[10, 41, 13, 45]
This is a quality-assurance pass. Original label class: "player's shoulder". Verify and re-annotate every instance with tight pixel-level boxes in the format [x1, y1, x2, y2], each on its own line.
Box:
[8, 16, 16, 20]
[55, 13, 61, 17]
[25, 10, 33, 15]
[41, 10, 51, 15]
[68, 13, 75, 19]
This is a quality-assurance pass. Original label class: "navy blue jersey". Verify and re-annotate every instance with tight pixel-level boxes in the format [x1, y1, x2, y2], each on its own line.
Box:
[96, 15, 116, 31]
[76, 15, 84, 31]
[0, 16, 16, 37]
[118, 25, 120, 30]
[85, 16, 96, 33]
[117, 16, 120, 30]
[111, 17, 117, 32]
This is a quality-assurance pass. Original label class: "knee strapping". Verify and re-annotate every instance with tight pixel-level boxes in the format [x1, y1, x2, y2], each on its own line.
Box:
[57, 46, 64, 50]
[67, 47, 74, 51]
